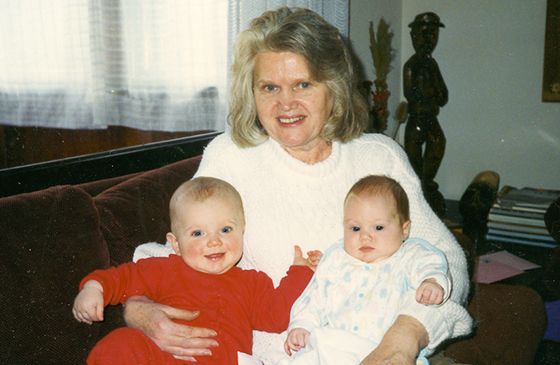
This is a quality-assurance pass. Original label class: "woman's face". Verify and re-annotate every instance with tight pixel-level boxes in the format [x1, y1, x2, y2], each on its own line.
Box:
[253, 51, 333, 163]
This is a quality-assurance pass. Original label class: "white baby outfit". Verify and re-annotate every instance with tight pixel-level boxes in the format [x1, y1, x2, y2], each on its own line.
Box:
[280, 237, 449, 364]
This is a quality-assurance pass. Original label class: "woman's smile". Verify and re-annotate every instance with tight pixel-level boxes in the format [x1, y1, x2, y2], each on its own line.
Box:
[278, 115, 305, 125]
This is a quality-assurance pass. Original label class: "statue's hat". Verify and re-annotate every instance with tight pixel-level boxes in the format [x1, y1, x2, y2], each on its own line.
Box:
[408, 12, 445, 28]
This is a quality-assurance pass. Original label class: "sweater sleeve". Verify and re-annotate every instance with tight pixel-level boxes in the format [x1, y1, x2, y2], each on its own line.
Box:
[250, 265, 313, 333]
[193, 133, 234, 180]
[377, 136, 472, 350]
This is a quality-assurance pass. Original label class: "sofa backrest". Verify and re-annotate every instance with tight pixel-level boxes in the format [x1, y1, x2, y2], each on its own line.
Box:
[0, 185, 112, 364]
[93, 155, 202, 266]
[77, 172, 141, 197]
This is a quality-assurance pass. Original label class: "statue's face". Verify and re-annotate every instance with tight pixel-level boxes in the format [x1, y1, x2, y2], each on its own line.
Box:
[411, 25, 439, 55]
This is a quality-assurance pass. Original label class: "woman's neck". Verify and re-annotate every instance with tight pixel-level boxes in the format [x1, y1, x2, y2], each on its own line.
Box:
[283, 140, 332, 164]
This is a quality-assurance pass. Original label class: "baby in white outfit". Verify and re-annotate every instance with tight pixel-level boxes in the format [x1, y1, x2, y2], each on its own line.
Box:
[282, 175, 451, 365]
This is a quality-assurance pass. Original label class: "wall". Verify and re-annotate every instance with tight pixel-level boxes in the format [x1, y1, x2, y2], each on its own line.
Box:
[350, 0, 560, 200]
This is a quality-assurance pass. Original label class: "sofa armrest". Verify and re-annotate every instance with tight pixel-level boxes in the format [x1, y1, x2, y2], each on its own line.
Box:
[444, 283, 546, 365]
[0, 186, 114, 365]
[445, 229, 547, 364]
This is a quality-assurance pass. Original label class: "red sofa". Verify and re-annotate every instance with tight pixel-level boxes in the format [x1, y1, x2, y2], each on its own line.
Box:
[0, 154, 547, 364]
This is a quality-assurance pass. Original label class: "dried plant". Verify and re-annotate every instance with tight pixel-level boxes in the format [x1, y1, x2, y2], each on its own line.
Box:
[366, 18, 395, 134]
[369, 18, 394, 88]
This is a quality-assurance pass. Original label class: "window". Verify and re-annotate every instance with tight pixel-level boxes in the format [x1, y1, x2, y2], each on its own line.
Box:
[0, 0, 228, 132]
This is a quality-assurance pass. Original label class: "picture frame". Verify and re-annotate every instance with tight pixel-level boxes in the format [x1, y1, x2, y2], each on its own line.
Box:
[542, 0, 560, 102]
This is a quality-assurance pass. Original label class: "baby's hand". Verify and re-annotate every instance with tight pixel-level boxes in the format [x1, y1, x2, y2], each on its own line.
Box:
[293, 245, 323, 271]
[72, 280, 105, 324]
[416, 278, 444, 305]
[284, 328, 310, 356]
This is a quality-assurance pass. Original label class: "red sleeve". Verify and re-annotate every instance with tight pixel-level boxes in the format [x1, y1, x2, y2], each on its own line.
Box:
[79, 258, 166, 306]
[249, 265, 313, 333]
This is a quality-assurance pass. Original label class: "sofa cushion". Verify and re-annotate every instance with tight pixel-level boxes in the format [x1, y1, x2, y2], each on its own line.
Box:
[0, 185, 112, 365]
[94, 155, 202, 266]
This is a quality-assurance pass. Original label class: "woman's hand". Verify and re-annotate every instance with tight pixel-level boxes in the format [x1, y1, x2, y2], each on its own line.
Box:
[359, 315, 428, 365]
[124, 296, 219, 361]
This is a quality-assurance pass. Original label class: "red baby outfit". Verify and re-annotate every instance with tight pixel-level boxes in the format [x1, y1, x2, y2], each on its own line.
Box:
[82, 254, 312, 365]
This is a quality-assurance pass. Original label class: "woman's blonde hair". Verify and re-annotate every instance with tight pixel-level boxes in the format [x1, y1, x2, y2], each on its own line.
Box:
[230, 7, 368, 147]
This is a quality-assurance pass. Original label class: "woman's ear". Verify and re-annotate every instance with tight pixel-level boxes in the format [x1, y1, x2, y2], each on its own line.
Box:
[166, 232, 181, 255]
[402, 220, 411, 240]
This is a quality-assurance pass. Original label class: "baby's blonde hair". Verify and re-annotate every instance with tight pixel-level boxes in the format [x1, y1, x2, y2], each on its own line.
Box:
[169, 177, 245, 232]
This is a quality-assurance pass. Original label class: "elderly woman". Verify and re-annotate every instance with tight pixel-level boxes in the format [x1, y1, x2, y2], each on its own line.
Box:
[125, 7, 472, 365]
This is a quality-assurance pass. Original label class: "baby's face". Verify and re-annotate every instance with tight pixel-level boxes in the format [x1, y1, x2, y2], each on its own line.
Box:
[168, 196, 244, 274]
[343, 193, 410, 264]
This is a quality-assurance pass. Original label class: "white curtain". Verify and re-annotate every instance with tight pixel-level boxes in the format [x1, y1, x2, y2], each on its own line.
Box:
[0, 0, 347, 132]
[229, 0, 348, 38]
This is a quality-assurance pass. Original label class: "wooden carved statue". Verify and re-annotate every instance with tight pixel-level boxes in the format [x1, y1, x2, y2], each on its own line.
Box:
[403, 12, 448, 217]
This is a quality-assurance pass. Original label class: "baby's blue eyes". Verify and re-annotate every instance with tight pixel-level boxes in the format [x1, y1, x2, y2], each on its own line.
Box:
[190, 226, 232, 237]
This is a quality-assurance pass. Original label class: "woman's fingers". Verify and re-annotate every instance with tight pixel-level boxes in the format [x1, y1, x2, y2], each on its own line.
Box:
[155, 321, 219, 358]
[165, 336, 219, 359]
[171, 319, 218, 340]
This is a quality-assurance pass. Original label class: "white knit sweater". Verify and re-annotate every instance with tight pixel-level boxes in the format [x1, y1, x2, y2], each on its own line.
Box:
[136, 132, 472, 363]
